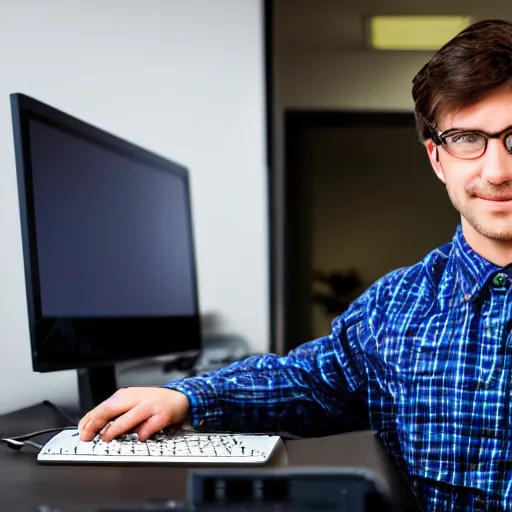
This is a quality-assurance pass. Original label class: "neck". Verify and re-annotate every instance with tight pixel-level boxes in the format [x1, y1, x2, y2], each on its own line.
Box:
[461, 219, 512, 267]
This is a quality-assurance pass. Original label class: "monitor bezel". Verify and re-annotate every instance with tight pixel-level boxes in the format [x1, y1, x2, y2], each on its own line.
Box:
[10, 93, 202, 372]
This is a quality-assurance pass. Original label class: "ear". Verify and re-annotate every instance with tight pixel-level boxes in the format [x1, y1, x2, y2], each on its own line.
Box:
[425, 139, 446, 184]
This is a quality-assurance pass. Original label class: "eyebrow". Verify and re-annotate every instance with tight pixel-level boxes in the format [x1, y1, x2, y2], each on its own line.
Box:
[440, 125, 512, 135]
[439, 126, 484, 133]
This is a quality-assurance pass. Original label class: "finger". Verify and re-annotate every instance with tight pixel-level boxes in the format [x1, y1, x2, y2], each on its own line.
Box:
[80, 391, 137, 441]
[135, 412, 173, 441]
[78, 412, 101, 436]
[78, 389, 129, 430]
[100, 404, 152, 442]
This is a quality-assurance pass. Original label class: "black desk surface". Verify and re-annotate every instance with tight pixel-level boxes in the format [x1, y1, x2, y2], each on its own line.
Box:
[0, 402, 417, 512]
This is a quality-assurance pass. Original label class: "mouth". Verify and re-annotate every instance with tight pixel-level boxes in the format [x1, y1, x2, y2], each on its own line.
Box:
[476, 195, 512, 202]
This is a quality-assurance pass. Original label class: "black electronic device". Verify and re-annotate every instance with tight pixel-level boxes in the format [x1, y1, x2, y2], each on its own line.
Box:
[86, 467, 403, 511]
[10, 93, 202, 414]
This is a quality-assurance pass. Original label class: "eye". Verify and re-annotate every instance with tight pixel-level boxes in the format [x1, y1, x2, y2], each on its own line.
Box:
[505, 133, 512, 153]
[446, 133, 482, 145]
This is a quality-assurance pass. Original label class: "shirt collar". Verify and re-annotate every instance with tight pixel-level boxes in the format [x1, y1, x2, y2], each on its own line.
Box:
[452, 224, 501, 300]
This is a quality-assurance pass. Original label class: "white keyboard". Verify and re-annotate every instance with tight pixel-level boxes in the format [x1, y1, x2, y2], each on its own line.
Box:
[38, 428, 280, 465]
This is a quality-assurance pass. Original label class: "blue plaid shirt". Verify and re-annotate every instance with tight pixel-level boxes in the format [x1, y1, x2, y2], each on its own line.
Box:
[166, 225, 512, 511]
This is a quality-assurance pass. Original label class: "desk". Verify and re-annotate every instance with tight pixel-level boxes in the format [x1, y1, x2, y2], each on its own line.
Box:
[0, 403, 418, 511]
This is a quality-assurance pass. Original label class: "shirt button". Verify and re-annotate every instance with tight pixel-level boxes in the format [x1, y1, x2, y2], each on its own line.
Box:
[482, 427, 493, 437]
[492, 272, 508, 288]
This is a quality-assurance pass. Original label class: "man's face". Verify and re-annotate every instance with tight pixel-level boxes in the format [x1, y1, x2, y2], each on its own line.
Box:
[425, 87, 512, 243]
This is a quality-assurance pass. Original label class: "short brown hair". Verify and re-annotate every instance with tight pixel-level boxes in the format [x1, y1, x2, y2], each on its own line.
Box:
[412, 19, 512, 142]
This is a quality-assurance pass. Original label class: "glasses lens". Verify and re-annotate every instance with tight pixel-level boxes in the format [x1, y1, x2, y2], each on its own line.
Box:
[443, 132, 486, 159]
[505, 133, 512, 153]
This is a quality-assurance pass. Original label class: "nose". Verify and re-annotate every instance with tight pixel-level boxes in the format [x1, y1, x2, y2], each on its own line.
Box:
[480, 139, 512, 185]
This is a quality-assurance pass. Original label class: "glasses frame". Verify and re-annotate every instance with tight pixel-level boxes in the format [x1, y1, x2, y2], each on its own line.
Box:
[431, 124, 512, 160]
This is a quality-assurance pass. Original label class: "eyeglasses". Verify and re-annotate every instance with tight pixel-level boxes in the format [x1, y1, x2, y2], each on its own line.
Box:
[432, 124, 512, 160]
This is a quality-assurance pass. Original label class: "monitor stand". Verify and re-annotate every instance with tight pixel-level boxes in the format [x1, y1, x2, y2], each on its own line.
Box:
[77, 364, 117, 416]
[11, 365, 118, 433]
[41, 400, 79, 426]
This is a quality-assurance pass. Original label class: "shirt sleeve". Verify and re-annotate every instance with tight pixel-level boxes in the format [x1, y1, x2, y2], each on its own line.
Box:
[164, 291, 373, 437]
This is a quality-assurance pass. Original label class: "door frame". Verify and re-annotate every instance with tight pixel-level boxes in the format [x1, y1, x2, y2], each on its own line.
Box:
[276, 110, 417, 353]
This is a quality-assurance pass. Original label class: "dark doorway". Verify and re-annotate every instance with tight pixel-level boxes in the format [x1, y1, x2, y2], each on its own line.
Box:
[282, 111, 460, 353]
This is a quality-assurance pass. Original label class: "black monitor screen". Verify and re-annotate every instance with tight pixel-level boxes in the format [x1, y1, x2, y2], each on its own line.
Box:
[30, 119, 195, 318]
[11, 94, 201, 372]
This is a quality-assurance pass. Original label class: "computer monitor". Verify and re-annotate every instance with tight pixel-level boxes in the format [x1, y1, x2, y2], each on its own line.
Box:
[10, 93, 202, 414]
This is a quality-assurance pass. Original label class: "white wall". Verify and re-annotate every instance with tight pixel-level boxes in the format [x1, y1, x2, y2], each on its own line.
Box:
[279, 51, 432, 110]
[0, 0, 267, 414]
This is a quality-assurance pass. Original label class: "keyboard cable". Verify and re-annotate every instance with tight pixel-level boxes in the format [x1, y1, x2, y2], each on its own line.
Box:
[1, 426, 77, 451]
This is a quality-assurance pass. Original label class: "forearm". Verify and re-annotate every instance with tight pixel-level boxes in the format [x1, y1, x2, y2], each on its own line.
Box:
[165, 332, 368, 436]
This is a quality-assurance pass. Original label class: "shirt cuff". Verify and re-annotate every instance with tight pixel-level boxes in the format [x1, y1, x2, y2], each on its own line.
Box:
[162, 377, 224, 431]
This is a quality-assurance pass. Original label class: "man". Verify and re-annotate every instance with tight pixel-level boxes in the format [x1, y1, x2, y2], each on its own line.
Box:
[80, 19, 512, 510]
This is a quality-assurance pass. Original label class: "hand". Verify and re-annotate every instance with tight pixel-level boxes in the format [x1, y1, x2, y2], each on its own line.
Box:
[78, 387, 190, 442]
